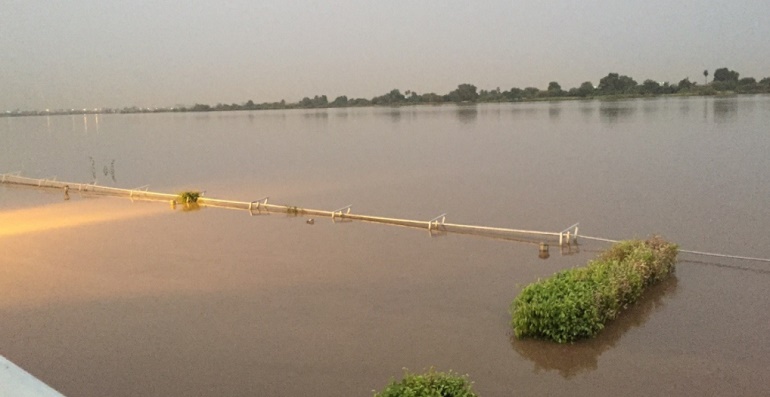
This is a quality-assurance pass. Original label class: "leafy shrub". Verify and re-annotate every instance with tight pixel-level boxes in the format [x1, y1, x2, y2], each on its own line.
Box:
[177, 191, 201, 203]
[175, 191, 202, 212]
[374, 368, 478, 397]
[510, 236, 678, 343]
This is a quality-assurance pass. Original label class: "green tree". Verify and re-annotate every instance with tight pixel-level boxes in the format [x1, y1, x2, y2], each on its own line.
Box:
[660, 82, 676, 94]
[713, 67, 739, 82]
[505, 87, 525, 100]
[348, 97, 371, 106]
[330, 95, 348, 107]
[420, 92, 444, 103]
[677, 77, 694, 91]
[547, 81, 563, 97]
[406, 91, 421, 103]
[190, 103, 212, 112]
[573, 81, 594, 97]
[640, 79, 661, 95]
[312, 95, 328, 107]
[447, 84, 479, 102]
[597, 73, 638, 94]
[372, 89, 406, 105]
[736, 77, 758, 93]
[712, 68, 740, 91]
[299, 97, 313, 108]
[523, 87, 540, 98]
[479, 87, 503, 102]
[598, 73, 620, 93]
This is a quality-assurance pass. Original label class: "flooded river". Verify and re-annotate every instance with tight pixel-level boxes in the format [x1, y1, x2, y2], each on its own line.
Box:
[1, 96, 769, 396]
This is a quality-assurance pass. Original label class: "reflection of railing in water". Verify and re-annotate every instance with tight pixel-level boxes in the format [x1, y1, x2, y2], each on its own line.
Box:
[510, 276, 679, 378]
[1, 173, 580, 248]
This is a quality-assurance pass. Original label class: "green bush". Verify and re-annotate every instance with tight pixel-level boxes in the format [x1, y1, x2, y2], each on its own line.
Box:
[374, 368, 478, 397]
[177, 191, 200, 203]
[510, 236, 678, 343]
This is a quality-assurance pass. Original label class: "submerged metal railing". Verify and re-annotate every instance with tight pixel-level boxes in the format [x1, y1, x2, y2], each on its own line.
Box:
[1, 173, 579, 246]
[5, 172, 770, 264]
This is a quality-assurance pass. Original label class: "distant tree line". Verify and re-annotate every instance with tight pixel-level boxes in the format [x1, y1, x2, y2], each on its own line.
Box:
[4, 67, 769, 117]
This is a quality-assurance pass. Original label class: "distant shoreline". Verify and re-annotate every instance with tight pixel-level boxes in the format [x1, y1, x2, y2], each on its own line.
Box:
[5, 68, 768, 117]
[1, 91, 758, 119]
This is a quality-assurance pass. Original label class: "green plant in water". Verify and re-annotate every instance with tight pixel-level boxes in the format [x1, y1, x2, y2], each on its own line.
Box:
[374, 368, 478, 397]
[175, 191, 202, 212]
[286, 205, 303, 216]
[177, 191, 201, 204]
[510, 236, 678, 343]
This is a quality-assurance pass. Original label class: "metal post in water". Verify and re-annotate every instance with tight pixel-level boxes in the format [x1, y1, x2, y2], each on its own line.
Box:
[332, 205, 353, 223]
[559, 222, 579, 246]
[428, 213, 447, 232]
[539, 242, 550, 259]
[249, 197, 269, 216]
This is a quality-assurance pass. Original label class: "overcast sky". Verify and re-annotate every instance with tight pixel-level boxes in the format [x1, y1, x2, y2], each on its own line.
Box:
[2, 0, 768, 110]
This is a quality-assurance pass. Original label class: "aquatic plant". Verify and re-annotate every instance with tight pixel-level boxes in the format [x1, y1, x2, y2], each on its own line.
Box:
[177, 191, 201, 204]
[286, 206, 304, 216]
[174, 191, 202, 212]
[510, 236, 678, 343]
[374, 368, 477, 397]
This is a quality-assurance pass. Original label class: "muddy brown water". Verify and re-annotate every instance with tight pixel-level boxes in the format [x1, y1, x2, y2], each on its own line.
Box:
[1, 96, 769, 396]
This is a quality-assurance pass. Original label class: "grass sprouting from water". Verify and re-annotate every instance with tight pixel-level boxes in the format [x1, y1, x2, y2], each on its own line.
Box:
[374, 368, 478, 397]
[510, 236, 678, 343]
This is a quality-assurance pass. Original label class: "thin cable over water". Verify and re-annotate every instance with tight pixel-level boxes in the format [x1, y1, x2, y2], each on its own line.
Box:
[678, 249, 770, 263]
[580, 235, 770, 263]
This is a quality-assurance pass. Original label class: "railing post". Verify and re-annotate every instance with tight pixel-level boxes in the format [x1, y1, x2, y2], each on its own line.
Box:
[559, 223, 579, 246]
[332, 205, 352, 221]
[428, 213, 447, 232]
[249, 197, 269, 216]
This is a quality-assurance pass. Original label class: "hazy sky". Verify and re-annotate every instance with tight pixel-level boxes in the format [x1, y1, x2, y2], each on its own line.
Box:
[2, 0, 768, 110]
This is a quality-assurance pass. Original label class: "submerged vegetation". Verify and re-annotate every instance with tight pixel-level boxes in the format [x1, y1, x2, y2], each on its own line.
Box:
[177, 191, 201, 204]
[286, 206, 305, 216]
[176, 191, 202, 212]
[510, 236, 678, 343]
[6, 68, 769, 116]
[374, 368, 478, 397]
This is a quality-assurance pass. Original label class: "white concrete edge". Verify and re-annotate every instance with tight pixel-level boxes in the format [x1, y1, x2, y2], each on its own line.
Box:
[0, 355, 65, 397]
